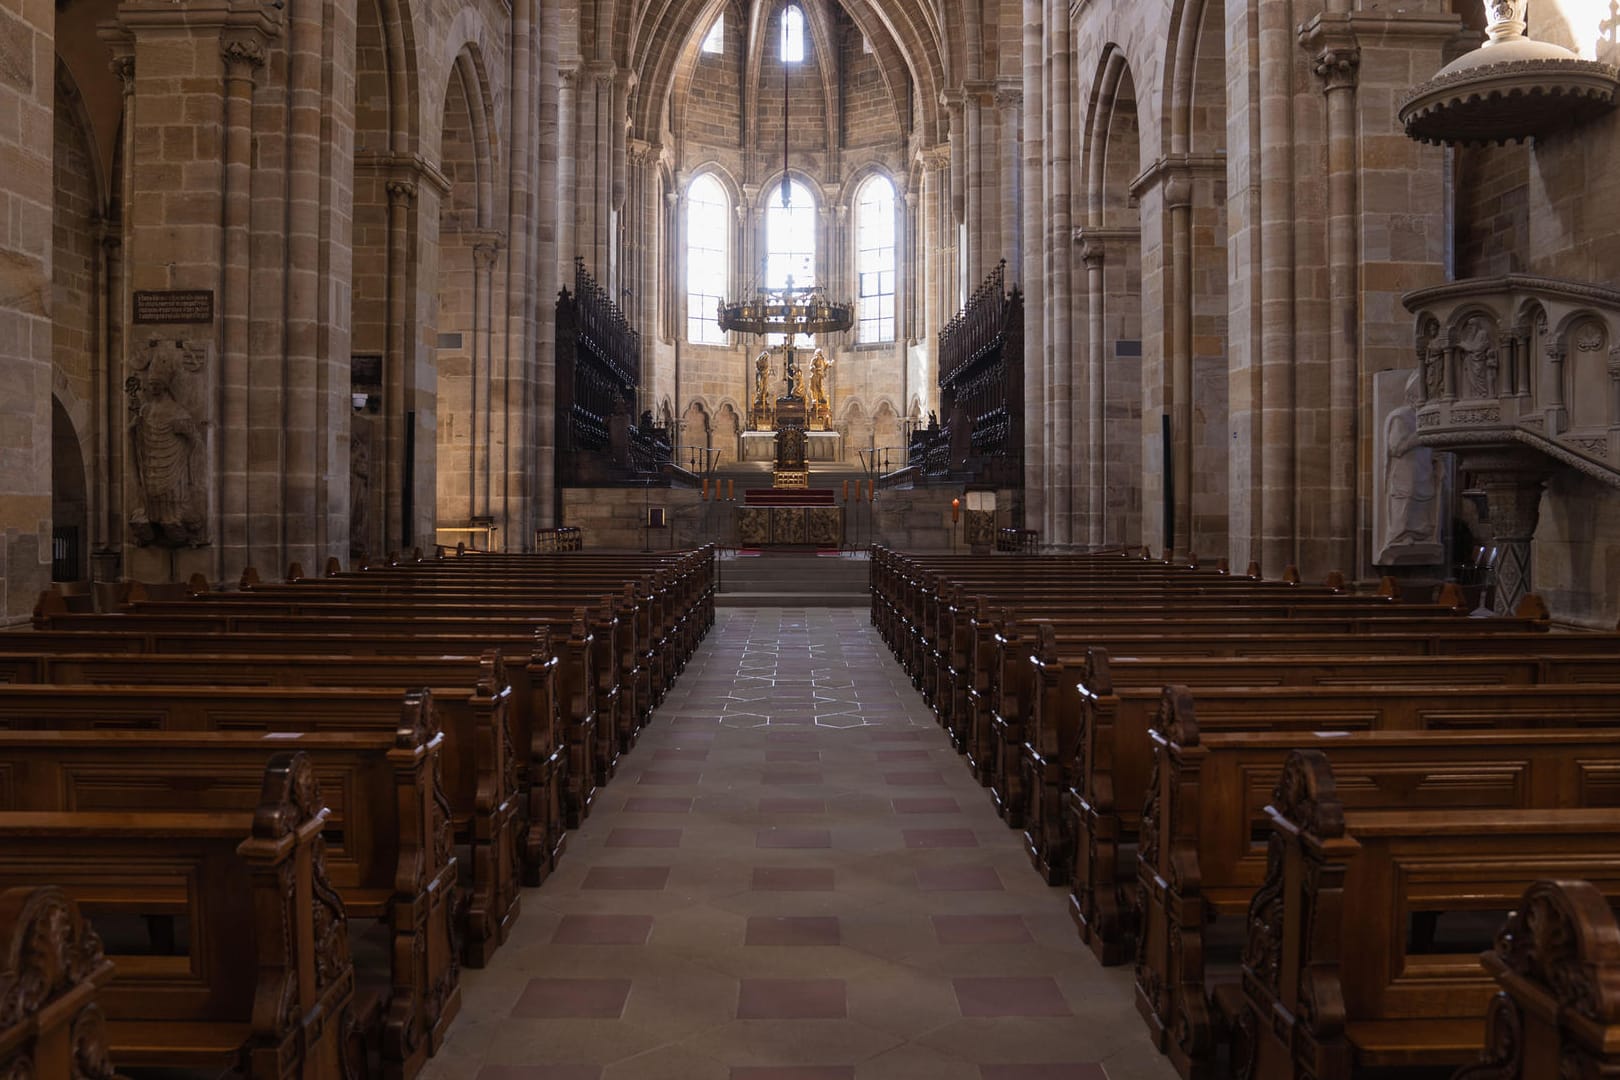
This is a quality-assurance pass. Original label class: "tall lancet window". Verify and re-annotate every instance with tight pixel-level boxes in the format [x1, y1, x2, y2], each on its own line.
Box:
[780, 4, 805, 63]
[855, 175, 897, 343]
[701, 15, 724, 54]
[686, 174, 730, 345]
[765, 178, 817, 345]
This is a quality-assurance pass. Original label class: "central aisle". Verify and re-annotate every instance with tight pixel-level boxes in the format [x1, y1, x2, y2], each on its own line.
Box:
[425, 608, 1176, 1080]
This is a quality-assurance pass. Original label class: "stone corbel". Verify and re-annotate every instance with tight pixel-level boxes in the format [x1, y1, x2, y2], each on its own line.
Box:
[385, 179, 418, 208]
[1300, 14, 1360, 90]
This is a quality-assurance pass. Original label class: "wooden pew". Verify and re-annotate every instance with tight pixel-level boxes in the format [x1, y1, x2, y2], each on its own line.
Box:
[0, 642, 570, 888]
[0, 679, 519, 969]
[1453, 879, 1620, 1080]
[1226, 750, 1620, 1079]
[1065, 675, 1620, 964]
[0, 693, 459, 1077]
[0, 886, 122, 1080]
[4, 616, 591, 872]
[0, 753, 359, 1078]
[1135, 687, 1620, 1078]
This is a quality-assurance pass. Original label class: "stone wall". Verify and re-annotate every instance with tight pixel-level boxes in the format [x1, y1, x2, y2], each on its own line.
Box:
[0, 0, 55, 622]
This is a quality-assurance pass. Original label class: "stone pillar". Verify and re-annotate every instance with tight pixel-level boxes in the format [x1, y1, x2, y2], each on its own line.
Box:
[219, 32, 264, 579]
[384, 179, 416, 554]
[0, 0, 55, 620]
[1165, 170, 1193, 558]
[1082, 237, 1106, 547]
[504, 0, 536, 548]
[1021, 0, 1045, 534]
[1309, 25, 1361, 577]
[556, 65, 579, 284]
[997, 84, 1023, 273]
[1258, 0, 1298, 575]
[474, 240, 499, 520]
[1046, 0, 1073, 546]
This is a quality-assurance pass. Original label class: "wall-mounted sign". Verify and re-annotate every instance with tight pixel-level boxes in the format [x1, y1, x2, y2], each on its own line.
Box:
[133, 290, 215, 325]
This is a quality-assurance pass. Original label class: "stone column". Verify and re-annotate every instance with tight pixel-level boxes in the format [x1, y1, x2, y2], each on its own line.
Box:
[556, 65, 579, 285]
[1082, 237, 1106, 547]
[1046, 0, 1073, 546]
[1021, 0, 1045, 534]
[474, 240, 499, 520]
[1165, 170, 1193, 558]
[1310, 27, 1361, 576]
[997, 84, 1023, 273]
[219, 32, 264, 578]
[1258, 0, 1298, 575]
[384, 179, 416, 553]
[1545, 338, 1568, 434]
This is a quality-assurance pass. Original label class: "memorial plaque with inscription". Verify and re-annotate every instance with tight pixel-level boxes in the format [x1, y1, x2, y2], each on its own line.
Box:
[133, 290, 215, 325]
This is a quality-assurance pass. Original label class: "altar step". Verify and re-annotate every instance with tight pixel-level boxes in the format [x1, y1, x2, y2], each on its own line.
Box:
[716, 553, 870, 608]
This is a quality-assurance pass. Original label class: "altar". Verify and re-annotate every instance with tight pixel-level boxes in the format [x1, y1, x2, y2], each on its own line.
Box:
[740, 429, 844, 464]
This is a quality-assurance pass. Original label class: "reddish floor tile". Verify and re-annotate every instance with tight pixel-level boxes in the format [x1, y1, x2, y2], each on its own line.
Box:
[870, 731, 926, 742]
[737, 978, 847, 1019]
[551, 914, 655, 945]
[891, 797, 959, 814]
[581, 866, 671, 891]
[477, 1067, 603, 1080]
[765, 749, 822, 763]
[731, 1069, 854, 1080]
[752, 867, 836, 891]
[654, 748, 709, 762]
[511, 978, 632, 1019]
[885, 771, 947, 787]
[954, 977, 1071, 1018]
[915, 865, 1003, 892]
[606, 828, 682, 849]
[875, 750, 933, 762]
[756, 828, 832, 849]
[638, 769, 703, 786]
[759, 798, 826, 814]
[621, 797, 693, 814]
[932, 914, 1032, 944]
[903, 828, 980, 849]
[979, 1067, 1106, 1080]
[765, 731, 818, 744]
[745, 915, 841, 946]
[761, 769, 825, 786]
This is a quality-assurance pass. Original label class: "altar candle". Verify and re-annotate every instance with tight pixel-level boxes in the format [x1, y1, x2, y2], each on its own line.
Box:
[728, 479, 736, 501]
[951, 497, 961, 522]
[701, 478, 709, 500]
[868, 480, 876, 503]
[843, 479, 850, 502]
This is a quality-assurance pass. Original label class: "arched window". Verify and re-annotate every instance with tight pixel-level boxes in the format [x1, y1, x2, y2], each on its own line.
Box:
[701, 14, 724, 54]
[765, 178, 817, 346]
[780, 4, 805, 63]
[855, 175, 896, 343]
[687, 174, 730, 345]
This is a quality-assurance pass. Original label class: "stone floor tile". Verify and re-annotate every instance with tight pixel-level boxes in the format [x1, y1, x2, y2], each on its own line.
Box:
[581, 866, 672, 891]
[737, 978, 848, 1018]
[510, 978, 633, 1019]
[953, 977, 1072, 1018]
[745, 915, 842, 946]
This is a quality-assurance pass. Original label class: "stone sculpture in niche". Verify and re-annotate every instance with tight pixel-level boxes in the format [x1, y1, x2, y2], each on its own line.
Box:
[349, 429, 372, 558]
[1378, 369, 1443, 565]
[127, 337, 209, 547]
[1459, 315, 1500, 398]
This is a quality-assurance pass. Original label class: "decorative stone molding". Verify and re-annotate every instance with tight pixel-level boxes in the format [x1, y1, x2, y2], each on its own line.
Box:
[386, 180, 418, 207]
[109, 54, 135, 92]
[1399, 0, 1619, 144]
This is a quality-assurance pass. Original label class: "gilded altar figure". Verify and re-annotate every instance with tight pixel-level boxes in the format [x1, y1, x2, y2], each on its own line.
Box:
[808, 350, 831, 429]
[751, 352, 776, 430]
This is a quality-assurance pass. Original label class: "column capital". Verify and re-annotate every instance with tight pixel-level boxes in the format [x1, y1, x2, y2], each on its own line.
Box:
[1312, 45, 1361, 90]
[386, 180, 418, 206]
[473, 241, 500, 270]
[1299, 14, 1360, 91]
[221, 33, 266, 73]
[994, 85, 1023, 111]
[108, 53, 135, 93]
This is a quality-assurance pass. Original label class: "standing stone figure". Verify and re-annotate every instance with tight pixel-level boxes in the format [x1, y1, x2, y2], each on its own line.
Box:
[1384, 370, 1439, 550]
[1459, 316, 1499, 399]
[128, 339, 209, 547]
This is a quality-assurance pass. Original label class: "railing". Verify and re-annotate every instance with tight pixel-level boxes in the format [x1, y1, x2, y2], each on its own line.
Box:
[536, 526, 584, 552]
[996, 528, 1040, 553]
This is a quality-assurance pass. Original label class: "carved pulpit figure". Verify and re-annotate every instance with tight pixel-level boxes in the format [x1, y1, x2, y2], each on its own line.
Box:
[128, 338, 209, 547]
